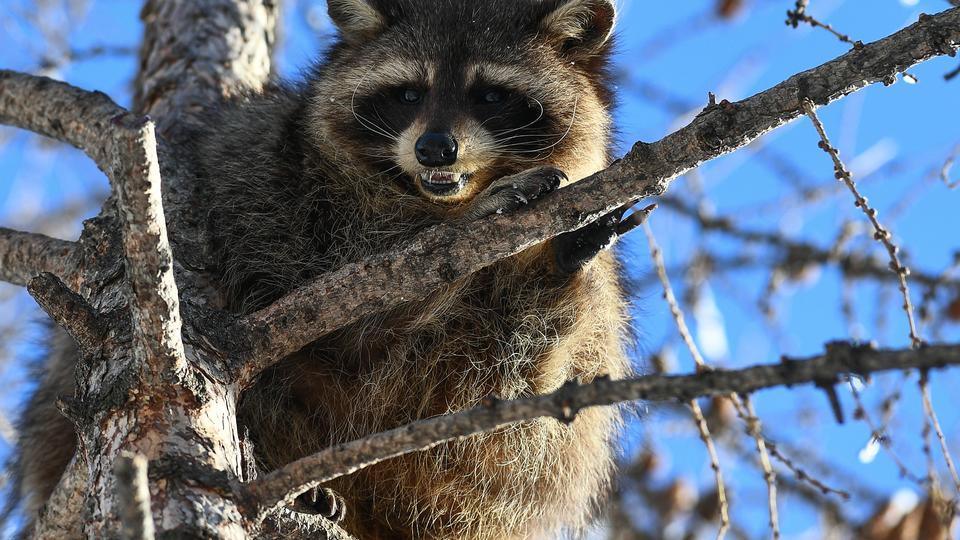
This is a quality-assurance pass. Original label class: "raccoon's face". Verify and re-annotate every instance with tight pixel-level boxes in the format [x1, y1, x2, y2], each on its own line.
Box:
[308, 0, 616, 205]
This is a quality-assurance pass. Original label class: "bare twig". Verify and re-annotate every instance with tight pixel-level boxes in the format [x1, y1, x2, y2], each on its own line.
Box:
[657, 196, 957, 292]
[690, 400, 730, 539]
[235, 8, 960, 386]
[846, 377, 924, 483]
[802, 99, 923, 348]
[39, 44, 137, 71]
[763, 440, 850, 500]
[919, 370, 960, 495]
[945, 62, 960, 81]
[742, 397, 780, 538]
[114, 454, 156, 540]
[786, 0, 809, 19]
[803, 101, 960, 500]
[0, 228, 76, 286]
[643, 220, 731, 540]
[644, 221, 709, 372]
[240, 341, 960, 521]
[786, 1, 859, 47]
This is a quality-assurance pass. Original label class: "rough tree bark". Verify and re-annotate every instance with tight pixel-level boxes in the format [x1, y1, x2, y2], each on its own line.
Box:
[0, 3, 957, 539]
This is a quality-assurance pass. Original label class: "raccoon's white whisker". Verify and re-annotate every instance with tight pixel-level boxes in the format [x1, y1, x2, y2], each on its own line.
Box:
[358, 164, 402, 183]
[495, 96, 579, 157]
[356, 152, 398, 160]
[350, 70, 401, 142]
[371, 105, 400, 137]
[354, 111, 400, 142]
[337, 95, 400, 142]
[523, 95, 578, 154]
[491, 132, 565, 143]
[490, 151, 557, 164]
[490, 97, 545, 138]
[477, 114, 507, 131]
[488, 135, 566, 149]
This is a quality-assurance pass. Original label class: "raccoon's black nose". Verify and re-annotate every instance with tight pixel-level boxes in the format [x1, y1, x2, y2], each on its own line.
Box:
[415, 133, 459, 167]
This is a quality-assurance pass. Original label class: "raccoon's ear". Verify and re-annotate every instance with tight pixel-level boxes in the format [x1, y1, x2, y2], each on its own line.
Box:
[539, 0, 616, 59]
[327, 0, 388, 43]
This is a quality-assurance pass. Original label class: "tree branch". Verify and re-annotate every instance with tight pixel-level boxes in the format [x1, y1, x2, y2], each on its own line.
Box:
[0, 70, 128, 174]
[26, 272, 104, 354]
[0, 71, 187, 370]
[241, 341, 960, 521]
[110, 115, 187, 374]
[0, 228, 75, 286]
[235, 7, 960, 385]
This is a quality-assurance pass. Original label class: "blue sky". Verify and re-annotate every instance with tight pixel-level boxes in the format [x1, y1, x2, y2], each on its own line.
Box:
[1, 1, 959, 538]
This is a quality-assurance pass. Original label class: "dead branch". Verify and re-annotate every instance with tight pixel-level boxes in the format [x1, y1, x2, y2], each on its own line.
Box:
[241, 341, 960, 520]
[236, 7, 960, 386]
[0, 228, 75, 286]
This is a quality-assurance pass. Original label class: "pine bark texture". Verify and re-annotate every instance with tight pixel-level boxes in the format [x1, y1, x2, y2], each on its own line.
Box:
[0, 2, 956, 538]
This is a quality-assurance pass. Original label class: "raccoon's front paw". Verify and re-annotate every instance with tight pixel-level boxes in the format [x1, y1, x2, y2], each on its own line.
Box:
[294, 486, 347, 523]
[462, 166, 566, 221]
[553, 203, 652, 274]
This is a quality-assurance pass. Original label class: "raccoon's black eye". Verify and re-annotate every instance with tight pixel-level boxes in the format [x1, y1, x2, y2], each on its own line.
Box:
[482, 90, 505, 104]
[400, 88, 423, 104]
[475, 88, 510, 106]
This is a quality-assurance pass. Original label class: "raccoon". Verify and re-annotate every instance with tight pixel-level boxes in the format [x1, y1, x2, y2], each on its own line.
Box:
[11, 0, 632, 538]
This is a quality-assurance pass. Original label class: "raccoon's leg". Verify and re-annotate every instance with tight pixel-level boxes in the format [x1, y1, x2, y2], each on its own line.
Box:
[459, 166, 565, 221]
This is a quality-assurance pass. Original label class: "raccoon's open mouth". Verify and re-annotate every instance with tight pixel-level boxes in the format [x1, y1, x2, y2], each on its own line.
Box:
[417, 171, 470, 197]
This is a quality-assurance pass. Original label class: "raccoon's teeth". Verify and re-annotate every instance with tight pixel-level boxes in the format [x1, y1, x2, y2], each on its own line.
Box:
[417, 171, 470, 196]
[421, 172, 460, 185]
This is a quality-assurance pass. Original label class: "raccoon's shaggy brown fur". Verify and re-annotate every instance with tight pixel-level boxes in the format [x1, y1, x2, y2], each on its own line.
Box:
[10, 1, 632, 538]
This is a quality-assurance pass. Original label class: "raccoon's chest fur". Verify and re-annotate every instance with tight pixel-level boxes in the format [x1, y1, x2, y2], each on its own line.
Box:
[239, 225, 629, 539]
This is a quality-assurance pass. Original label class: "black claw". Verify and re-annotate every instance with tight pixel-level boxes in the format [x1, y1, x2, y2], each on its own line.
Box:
[295, 487, 347, 523]
[465, 167, 566, 221]
[554, 203, 654, 274]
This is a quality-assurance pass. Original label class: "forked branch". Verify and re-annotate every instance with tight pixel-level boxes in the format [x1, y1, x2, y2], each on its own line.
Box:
[0, 69, 186, 372]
